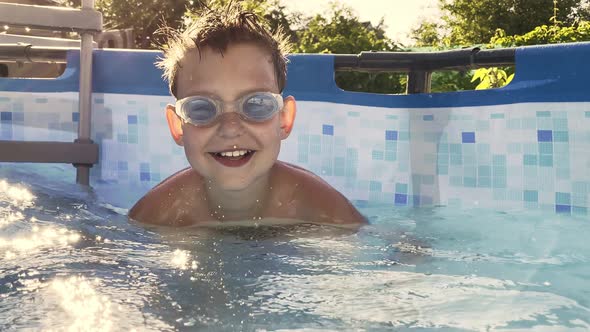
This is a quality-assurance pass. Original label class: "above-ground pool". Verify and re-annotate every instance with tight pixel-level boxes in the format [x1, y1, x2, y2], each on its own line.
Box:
[1, 42, 590, 331]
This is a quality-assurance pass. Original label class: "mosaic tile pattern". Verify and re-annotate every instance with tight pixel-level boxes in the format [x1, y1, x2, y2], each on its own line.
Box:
[1, 91, 589, 215]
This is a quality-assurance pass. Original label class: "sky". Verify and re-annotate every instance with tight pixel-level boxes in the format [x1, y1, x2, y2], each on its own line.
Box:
[279, 0, 441, 45]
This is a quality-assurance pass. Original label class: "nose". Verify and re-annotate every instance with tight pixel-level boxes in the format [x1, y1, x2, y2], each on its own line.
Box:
[216, 111, 245, 138]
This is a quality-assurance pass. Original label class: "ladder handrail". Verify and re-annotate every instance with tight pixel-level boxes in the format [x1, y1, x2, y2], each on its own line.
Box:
[0, 0, 101, 186]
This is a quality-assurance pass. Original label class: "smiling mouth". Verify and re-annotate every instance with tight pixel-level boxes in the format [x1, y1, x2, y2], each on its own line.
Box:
[209, 149, 255, 167]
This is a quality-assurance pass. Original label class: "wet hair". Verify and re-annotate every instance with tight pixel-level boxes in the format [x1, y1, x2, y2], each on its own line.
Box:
[156, 1, 292, 98]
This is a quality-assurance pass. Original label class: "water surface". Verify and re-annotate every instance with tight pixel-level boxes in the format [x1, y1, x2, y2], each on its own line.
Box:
[1, 175, 589, 331]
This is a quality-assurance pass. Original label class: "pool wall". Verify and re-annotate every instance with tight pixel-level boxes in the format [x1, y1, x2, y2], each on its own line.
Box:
[1, 43, 589, 214]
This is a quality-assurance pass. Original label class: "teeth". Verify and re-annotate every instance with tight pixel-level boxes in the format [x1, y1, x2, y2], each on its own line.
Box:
[218, 150, 250, 157]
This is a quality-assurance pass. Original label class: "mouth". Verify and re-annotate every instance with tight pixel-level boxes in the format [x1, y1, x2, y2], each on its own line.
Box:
[209, 149, 256, 167]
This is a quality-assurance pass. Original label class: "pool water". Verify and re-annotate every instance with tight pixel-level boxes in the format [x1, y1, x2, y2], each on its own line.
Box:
[1, 174, 589, 331]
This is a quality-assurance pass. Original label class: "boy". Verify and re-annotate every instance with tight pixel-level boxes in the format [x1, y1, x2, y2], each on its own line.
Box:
[128, 3, 366, 226]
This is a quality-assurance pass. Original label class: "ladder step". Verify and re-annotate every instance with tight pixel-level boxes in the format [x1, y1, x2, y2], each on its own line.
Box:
[0, 140, 98, 165]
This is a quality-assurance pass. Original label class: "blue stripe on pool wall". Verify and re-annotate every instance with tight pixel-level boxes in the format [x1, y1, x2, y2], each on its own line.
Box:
[0, 43, 589, 106]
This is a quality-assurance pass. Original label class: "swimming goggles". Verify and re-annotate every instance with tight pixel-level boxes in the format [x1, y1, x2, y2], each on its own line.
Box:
[175, 92, 283, 126]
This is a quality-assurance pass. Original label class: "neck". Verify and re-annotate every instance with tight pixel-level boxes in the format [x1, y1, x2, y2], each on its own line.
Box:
[203, 175, 271, 221]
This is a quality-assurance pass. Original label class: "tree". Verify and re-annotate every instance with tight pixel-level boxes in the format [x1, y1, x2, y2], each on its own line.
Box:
[439, 0, 583, 45]
[296, 3, 405, 94]
[410, 21, 442, 47]
[93, 0, 202, 49]
[183, 0, 300, 45]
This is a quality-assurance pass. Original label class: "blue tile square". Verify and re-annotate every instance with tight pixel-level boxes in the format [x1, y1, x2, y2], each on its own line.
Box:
[536, 111, 551, 117]
[140, 172, 151, 181]
[423, 115, 434, 121]
[537, 130, 552, 142]
[555, 205, 571, 214]
[394, 194, 408, 205]
[140, 162, 150, 172]
[128, 115, 138, 125]
[322, 124, 334, 136]
[1, 112, 12, 122]
[462, 132, 476, 143]
[490, 113, 504, 119]
[72, 112, 79, 122]
[385, 130, 398, 141]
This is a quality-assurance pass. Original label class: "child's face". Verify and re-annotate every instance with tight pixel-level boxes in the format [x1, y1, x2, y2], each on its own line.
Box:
[167, 43, 295, 192]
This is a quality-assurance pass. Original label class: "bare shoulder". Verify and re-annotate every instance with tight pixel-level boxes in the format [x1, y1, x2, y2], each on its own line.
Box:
[128, 168, 203, 226]
[273, 161, 367, 225]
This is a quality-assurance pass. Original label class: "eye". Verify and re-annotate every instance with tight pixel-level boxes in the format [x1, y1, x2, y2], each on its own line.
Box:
[242, 93, 278, 121]
[183, 98, 217, 122]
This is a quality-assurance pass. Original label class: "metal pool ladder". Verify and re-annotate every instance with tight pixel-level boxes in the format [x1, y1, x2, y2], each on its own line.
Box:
[0, 0, 102, 185]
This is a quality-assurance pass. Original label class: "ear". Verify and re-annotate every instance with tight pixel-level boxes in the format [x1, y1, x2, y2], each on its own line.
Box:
[279, 96, 296, 140]
[166, 104, 184, 146]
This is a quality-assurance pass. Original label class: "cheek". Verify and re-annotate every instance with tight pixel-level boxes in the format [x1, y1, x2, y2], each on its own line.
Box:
[181, 128, 209, 154]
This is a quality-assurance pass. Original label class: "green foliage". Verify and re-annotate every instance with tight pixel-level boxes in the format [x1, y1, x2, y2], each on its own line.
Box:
[410, 21, 442, 47]
[439, 0, 583, 45]
[95, 0, 200, 49]
[490, 21, 590, 46]
[296, 5, 397, 54]
[471, 67, 514, 89]
[430, 71, 478, 93]
[296, 3, 405, 94]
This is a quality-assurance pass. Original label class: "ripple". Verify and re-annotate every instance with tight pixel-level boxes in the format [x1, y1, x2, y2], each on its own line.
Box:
[250, 270, 590, 330]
